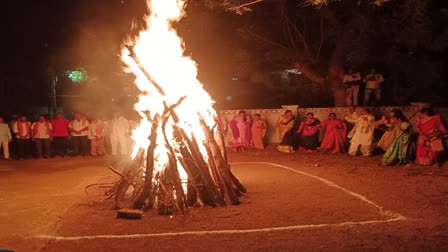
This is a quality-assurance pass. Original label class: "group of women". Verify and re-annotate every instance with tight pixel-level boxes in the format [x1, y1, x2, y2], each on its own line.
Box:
[276, 110, 346, 154]
[228, 107, 448, 167]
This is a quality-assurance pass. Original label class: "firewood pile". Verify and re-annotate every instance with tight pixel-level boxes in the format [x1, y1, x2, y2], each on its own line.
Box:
[107, 46, 246, 216]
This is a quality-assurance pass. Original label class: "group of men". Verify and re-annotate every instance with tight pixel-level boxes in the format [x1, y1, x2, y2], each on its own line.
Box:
[0, 113, 133, 160]
[344, 68, 385, 106]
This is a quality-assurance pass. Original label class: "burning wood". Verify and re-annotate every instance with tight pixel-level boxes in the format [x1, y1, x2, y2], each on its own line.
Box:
[109, 0, 245, 215]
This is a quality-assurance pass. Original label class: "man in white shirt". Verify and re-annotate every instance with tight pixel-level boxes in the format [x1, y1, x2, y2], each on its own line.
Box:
[343, 68, 362, 106]
[68, 113, 89, 156]
[344, 108, 375, 156]
[110, 114, 129, 156]
[31, 115, 53, 159]
[0, 116, 12, 160]
[13, 115, 31, 159]
[363, 68, 384, 106]
[88, 117, 105, 156]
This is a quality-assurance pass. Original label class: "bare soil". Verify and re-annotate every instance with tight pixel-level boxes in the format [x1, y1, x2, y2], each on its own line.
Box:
[1, 146, 448, 251]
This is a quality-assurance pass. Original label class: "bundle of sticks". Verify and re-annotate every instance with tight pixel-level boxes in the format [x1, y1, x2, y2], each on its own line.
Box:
[110, 46, 246, 215]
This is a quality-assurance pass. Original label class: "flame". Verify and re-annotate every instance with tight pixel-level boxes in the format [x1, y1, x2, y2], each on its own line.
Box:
[121, 0, 216, 179]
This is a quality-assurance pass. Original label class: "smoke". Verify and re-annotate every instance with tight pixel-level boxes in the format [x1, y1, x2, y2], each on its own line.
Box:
[50, 0, 147, 117]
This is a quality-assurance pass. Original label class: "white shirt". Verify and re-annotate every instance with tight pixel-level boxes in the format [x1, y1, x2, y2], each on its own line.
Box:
[88, 120, 105, 139]
[69, 119, 89, 136]
[343, 72, 361, 84]
[13, 121, 31, 139]
[363, 73, 384, 89]
[31, 121, 53, 139]
[111, 117, 129, 136]
[0, 123, 11, 139]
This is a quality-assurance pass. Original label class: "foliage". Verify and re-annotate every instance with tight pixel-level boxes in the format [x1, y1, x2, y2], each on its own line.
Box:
[200, 0, 448, 105]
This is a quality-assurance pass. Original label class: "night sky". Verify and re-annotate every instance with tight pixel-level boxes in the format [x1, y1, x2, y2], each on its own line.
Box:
[0, 0, 241, 116]
[0, 0, 148, 115]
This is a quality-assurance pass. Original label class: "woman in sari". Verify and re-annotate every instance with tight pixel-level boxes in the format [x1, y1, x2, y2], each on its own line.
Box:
[229, 110, 252, 151]
[415, 108, 448, 166]
[276, 110, 296, 153]
[251, 114, 267, 150]
[320, 113, 347, 153]
[382, 110, 414, 166]
[297, 113, 321, 153]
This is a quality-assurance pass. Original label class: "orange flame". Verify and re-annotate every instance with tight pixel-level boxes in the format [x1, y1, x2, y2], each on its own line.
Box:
[121, 0, 216, 179]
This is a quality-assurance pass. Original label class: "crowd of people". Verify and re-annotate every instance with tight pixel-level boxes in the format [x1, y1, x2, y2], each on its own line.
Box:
[228, 107, 448, 167]
[1, 107, 447, 167]
[0, 112, 135, 160]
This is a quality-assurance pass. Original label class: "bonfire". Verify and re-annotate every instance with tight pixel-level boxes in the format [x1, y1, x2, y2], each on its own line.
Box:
[109, 0, 246, 215]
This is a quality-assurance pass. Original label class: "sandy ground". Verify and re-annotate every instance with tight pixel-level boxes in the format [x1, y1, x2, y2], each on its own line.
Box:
[1, 147, 448, 251]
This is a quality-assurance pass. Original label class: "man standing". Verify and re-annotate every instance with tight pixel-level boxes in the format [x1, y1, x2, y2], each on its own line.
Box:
[88, 117, 105, 156]
[343, 68, 362, 106]
[345, 108, 375, 156]
[8, 114, 18, 158]
[363, 68, 384, 106]
[110, 114, 129, 156]
[13, 115, 31, 159]
[31, 115, 53, 159]
[51, 113, 70, 157]
[68, 113, 89, 156]
[0, 116, 12, 160]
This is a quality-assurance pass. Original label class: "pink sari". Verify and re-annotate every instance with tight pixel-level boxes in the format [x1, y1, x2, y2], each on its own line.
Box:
[229, 117, 252, 148]
[320, 119, 347, 153]
[415, 115, 447, 165]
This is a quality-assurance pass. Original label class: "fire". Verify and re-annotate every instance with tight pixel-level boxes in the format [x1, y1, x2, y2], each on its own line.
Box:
[116, 0, 245, 213]
[121, 0, 216, 176]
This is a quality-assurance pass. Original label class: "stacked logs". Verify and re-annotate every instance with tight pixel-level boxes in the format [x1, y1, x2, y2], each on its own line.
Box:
[110, 46, 246, 215]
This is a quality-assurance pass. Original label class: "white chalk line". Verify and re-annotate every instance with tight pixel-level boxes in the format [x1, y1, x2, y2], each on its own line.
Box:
[34, 162, 408, 241]
[233, 162, 406, 220]
[35, 216, 407, 241]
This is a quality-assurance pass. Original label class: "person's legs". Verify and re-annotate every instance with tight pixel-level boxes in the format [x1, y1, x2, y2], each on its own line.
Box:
[97, 138, 105, 155]
[363, 89, 373, 106]
[110, 134, 118, 155]
[80, 136, 88, 156]
[0, 138, 9, 159]
[360, 144, 372, 156]
[43, 139, 51, 158]
[348, 142, 359, 156]
[72, 136, 80, 156]
[35, 139, 43, 158]
[91, 138, 97, 156]
[16, 139, 25, 158]
[352, 85, 360, 106]
[374, 89, 382, 104]
[345, 87, 353, 106]
[118, 135, 127, 155]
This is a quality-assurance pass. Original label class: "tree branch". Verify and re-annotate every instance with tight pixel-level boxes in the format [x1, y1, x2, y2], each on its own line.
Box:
[227, 0, 264, 11]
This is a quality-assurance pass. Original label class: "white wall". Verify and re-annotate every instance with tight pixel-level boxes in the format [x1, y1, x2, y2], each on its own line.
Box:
[218, 104, 448, 145]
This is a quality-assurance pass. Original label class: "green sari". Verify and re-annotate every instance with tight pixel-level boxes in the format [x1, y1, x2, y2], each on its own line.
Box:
[382, 122, 414, 166]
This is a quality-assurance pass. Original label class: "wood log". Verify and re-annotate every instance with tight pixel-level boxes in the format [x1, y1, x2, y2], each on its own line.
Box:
[113, 149, 145, 209]
[201, 120, 240, 205]
[133, 117, 160, 209]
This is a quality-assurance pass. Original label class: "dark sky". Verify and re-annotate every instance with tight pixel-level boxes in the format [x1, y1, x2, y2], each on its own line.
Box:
[0, 0, 148, 114]
[0, 0, 242, 115]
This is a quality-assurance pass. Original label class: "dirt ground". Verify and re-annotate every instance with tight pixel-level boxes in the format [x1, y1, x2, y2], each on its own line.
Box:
[1, 146, 448, 251]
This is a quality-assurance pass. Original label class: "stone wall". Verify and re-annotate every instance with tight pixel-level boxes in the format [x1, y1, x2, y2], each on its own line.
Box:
[218, 104, 448, 145]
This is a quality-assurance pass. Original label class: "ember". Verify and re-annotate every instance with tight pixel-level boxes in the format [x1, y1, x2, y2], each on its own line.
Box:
[110, 0, 246, 215]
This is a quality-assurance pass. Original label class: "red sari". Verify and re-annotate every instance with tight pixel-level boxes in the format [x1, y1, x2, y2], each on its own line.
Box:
[415, 115, 447, 166]
[320, 119, 347, 153]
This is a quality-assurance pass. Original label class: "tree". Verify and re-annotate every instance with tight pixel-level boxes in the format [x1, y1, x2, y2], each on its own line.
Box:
[201, 0, 448, 106]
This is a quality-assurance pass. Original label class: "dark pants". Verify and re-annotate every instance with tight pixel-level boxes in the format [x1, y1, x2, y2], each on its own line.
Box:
[35, 138, 51, 158]
[16, 138, 30, 158]
[72, 136, 88, 156]
[52, 136, 68, 157]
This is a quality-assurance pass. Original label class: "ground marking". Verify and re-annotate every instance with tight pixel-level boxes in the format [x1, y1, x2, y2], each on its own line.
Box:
[34, 162, 408, 241]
